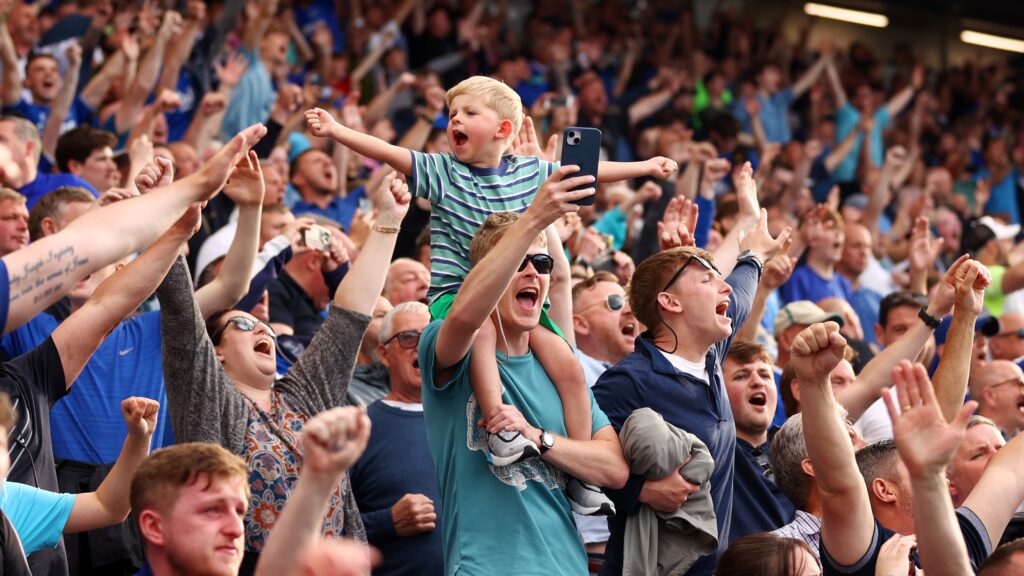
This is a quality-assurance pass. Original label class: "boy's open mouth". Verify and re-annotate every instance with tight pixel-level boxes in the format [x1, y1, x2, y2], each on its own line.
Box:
[453, 130, 468, 148]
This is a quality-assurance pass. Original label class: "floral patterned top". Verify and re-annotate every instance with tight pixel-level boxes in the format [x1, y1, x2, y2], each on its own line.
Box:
[242, 394, 347, 552]
[157, 258, 368, 552]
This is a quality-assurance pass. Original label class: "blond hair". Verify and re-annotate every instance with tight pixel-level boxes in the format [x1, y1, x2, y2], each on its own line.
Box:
[446, 76, 524, 146]
[469, 211, 546, 267]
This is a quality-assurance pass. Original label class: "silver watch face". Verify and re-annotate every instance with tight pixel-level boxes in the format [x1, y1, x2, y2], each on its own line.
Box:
[541, 432, 554, 448]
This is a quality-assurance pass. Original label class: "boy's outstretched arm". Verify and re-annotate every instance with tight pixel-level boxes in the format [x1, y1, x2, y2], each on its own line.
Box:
[597, 157, 677, 184]
[306, 108, 414, 176]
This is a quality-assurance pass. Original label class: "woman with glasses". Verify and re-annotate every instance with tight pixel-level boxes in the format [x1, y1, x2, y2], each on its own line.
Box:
[156, 173, 411, 574]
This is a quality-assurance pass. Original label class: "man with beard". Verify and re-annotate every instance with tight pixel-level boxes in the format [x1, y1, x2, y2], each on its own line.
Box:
[289, 149, 365, 232]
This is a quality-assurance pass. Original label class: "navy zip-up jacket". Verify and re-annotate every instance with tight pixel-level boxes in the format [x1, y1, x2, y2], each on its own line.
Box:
[593, 259, 759, 576]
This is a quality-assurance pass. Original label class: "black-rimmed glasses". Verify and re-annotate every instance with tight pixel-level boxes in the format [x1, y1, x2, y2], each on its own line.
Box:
[383, 330, 422, 349]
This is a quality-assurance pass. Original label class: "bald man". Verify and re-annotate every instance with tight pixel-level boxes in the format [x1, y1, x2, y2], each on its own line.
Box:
[384, 258, 430, 306]
[990, 313, 1024, 363]
[970, 360, 1024, 439]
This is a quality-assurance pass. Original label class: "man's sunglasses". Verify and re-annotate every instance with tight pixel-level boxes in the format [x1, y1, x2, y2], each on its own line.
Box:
[383, 330, 422, 349]
[519, 253, 554, 275]
[212, 316, 277, 345]
[661, 254, 721, 292]
[578, 293, 625, 314]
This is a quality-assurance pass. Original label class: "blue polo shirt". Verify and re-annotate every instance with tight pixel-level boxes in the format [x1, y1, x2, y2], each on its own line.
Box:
[290, 186, 366, 232]
[18, 173, 97, 209]
[731, 88, 796, 144]
[780, 264, 853, 305]
[593, 259, 759, 576]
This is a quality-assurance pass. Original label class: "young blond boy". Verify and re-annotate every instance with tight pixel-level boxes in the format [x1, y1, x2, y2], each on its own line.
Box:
[306, 77, 675, 509]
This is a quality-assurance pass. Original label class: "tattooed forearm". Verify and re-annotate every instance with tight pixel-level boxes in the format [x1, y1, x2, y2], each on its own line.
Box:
[7, 245, 90, 305]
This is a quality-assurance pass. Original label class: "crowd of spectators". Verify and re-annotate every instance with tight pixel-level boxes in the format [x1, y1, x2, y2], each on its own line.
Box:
[2, 0, 1024, 575]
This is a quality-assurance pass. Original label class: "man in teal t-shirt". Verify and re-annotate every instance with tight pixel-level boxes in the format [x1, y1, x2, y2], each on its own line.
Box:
[418, 175, 628, 576]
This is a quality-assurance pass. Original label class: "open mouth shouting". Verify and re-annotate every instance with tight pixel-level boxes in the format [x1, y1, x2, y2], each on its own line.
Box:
[253, 337, 274, 357]
[516, 287, 539, 312]
[621, 319, 638, 339]
[452, 129, 469, 150]
[715, 299, 729, 317]
[748, 390, 768, 409]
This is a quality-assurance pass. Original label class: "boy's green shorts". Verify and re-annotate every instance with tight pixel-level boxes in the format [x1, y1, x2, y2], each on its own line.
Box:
[428, 292, 567, 342]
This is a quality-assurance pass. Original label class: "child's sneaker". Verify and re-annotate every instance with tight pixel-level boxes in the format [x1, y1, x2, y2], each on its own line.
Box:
[487, 430, 541, 466]
[567, 478, 616, 516]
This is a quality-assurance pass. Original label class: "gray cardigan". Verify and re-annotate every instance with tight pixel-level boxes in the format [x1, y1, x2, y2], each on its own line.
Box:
[157, 257, 370, 541]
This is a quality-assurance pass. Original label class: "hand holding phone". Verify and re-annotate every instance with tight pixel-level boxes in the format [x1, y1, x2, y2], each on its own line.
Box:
[559, 127, 602, 206]
[302, 225, 333, 253]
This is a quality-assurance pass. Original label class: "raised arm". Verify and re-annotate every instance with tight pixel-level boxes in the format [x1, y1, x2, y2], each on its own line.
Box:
[65, 398, 159, 533]
[306, 107, 413, 175]
[435, 165, 593, 371]
[331, 173, 409, 315]
[50, 204, 202, 386]
[544, 225, 574, 348]
[735, 241, 795, 343]
[254, 407, 373, 576]
[0, 18, 21, 106]
[836, 257, 965, 420]
[825, 58, 848, 109]
[195, 152, 265, 318]
[884, 65, 923, 118]
[79, 44, 130, 110]
[1, 124, 266, 334]
[156, 1, 204, 94]
[884, 362, 976, 576]
[115, 11, 182, 134]
[792, 322, 875, 567]
[932, 260, 989, 421]
[243, 0, 277, 52]
[791, 52, 829, 99]
[41, 43, 83, 158]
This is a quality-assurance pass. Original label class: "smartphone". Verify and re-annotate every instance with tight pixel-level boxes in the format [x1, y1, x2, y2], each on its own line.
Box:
[560, 127, 602, 206]
[302, 225, 333, 253]
[544, 95, 575, 109]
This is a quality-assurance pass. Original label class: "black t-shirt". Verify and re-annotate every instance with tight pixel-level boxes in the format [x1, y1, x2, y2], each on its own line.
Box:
[0, 510, 31, 576]
[1, 337, 69, 576]
[268, 270, 326, 344]
[821, 508, 993, 575]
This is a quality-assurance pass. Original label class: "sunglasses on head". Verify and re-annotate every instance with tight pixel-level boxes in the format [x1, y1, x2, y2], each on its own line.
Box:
[212, 316, 277, 345]
[519, 253, 554, 275]
[578, 293, 625, 314]
[383, 329, 422, 349]
[661, 254, 721, 292]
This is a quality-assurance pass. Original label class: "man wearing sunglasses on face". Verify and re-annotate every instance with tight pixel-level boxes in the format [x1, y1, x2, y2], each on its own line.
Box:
[593, 164, 792, 576]
[420, 167, 630, 576]
[570, 271, 643, 557]
[157, 172, 412, 574]
[350, 301, 445, 576]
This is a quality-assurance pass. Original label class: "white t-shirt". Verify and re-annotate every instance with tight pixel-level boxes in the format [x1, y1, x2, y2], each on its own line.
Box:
[853, 389, 897, 443]
[659, 350, 710, 383]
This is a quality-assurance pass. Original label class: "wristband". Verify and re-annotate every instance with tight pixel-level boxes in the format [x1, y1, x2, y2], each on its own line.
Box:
[373, 223, 400, 234]
[737, 249, 765, 273]
[918, 307, 940, 329]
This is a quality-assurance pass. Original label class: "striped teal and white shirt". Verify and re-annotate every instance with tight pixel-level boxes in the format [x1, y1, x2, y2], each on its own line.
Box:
[410, 151, 557, 301]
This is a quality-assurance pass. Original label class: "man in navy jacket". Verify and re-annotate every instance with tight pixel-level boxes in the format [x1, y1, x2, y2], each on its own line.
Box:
[594, 165, 790, 576]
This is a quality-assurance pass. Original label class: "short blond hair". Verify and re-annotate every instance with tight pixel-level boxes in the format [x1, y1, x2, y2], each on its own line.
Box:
[469, 212, 545, 267]
[446, 76, 523, 146]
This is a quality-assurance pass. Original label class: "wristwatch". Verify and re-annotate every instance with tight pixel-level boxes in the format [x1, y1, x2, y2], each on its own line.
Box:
[918, 307, 941, 329]
[538, 430, 555, 454]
